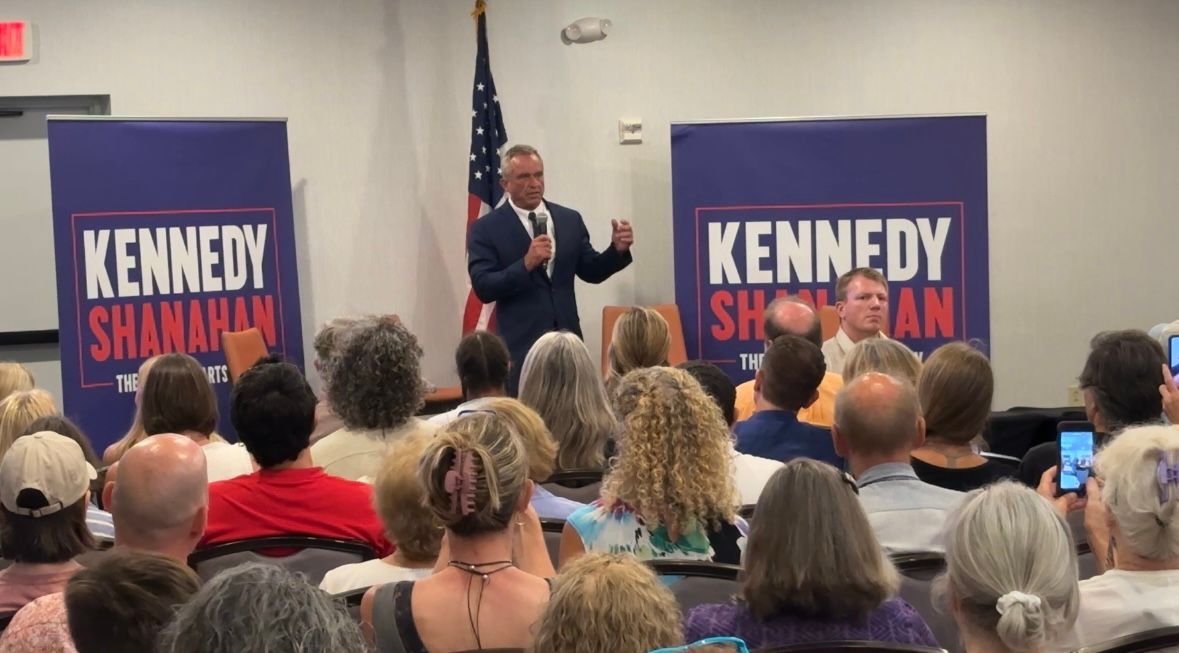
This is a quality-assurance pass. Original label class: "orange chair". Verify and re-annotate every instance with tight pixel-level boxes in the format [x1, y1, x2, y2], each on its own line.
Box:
[221, 328, 270, 383]
[818, 305, 840, 342]
[600, 304, 689, 375]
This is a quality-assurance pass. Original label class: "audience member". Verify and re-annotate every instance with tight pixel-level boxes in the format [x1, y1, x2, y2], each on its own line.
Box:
[483, 397, 584, 518]
[104, 433, 208, 561]
[518, 331, 616, 472]
[200, 356, 391, 556]
[158, 563, 368, 653]
[679, 360, 782, 505]
[102, 355, 159, 465]
[0, 389, 56, 462]
[139, 353, 252, 481]
[943, 482, 1079, 653]
[309, 317, 356, 443]
[733, 335, 841, 467]
[562, 367, 743, 565]
[0, 363, 34, 404]
[685, 459, 936, 649]
[605, 306, 671, 394]
[1020, 330, 1167, 486]
[531, 553, 683, 653]
[428, 330, 511, 426]
[833, 373, 963, 552]
[312, 316, 438, 481]
[841, 337, 922, 385]
[23, 416, 114, 542]
[822, 267, 893, 375]
[362, 413, 552, 653]
[733, 296, 844, 426]
[1051, 425, 1179, 650]
[0, 433, 95, 613]
[319, 434, 439, 594]
[63, 550, 199, 653]
[911, 342, 1015, 491]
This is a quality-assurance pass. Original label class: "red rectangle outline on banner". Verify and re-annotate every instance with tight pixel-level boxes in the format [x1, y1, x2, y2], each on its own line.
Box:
[69, 208, 286, 389]
[693, 201, 967, 361]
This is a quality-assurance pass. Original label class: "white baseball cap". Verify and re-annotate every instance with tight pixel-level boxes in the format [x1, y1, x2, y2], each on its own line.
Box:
[0, 431, 97, 518]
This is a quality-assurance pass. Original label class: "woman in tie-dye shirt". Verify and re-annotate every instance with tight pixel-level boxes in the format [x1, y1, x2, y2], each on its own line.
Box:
[560, 367, 745, 567]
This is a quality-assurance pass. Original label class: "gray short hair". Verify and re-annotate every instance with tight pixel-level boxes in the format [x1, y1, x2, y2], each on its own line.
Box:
[502, 144, 541, 178]
[939, 482, 1079, 652]
[519, 332, 616, 471]
[834, 373, 920, 456]
[325, 316, 426, 431]
[157, 563, 366, 653]
[1095, 424, 1179, 560]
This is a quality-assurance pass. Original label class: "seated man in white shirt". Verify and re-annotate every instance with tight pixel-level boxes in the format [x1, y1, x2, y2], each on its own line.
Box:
[1051, 424, 1179, 652]
[678, 360, 782, 506]
[428, 330, 510, 427]
[822, 268, 898, 375]
[832, 372, 964, 553]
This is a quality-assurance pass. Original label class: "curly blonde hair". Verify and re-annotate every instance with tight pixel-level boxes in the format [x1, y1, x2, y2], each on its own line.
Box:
[604, 367, 739, 534]
[530, 553, 682, 653]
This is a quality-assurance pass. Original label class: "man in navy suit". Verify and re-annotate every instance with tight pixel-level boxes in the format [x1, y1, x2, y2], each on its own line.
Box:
[468, 144, 634, 394]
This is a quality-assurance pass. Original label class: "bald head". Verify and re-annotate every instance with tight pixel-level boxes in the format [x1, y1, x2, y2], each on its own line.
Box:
[764, 297, 822, 348]
[109, 434, 208, 555]
[834, 372, 923, 457]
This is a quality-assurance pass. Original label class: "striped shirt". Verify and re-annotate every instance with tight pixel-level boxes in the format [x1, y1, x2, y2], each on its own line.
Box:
[86, 507, 115, 541]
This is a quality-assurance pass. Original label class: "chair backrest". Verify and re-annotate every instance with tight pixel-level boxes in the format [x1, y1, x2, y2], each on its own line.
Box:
[221, 328, 270, 382]
[541, 469, 604, 503]
[0, 612, 14, 633]
[600, 304, 688, 375]
[1069, 510, 1100, 581]
[1075, 626, 1179, 653]
[738, 504, 756, 520]
[332, 586, 370, 624]
[189, 536, 377, 585]
[647, 559, 742, 613]
[889, 552, 961, 653]
[818, 305, 840, 342]
[540, 518, 565, 569]
[757, 642, 947, 653]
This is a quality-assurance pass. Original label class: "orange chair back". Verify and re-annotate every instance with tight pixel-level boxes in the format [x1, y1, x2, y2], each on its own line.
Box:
[600, 304, 689, 375]
[818, 305, 840, 342]
[222, 328, 270, 383]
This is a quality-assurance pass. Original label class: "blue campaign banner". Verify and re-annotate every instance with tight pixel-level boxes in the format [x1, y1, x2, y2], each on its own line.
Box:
[48, 119, 304, 450]
[671, 115, 988, 382]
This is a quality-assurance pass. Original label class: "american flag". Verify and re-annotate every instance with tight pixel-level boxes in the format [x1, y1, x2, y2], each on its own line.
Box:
[462, 0, 508, 334]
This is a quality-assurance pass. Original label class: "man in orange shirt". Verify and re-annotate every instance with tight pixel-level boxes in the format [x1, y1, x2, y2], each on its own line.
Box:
[733, 296, 843, 426]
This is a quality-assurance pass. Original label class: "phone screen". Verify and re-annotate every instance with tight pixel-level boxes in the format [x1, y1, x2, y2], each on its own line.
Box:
[1169, 335, 1179, 384]
[1059, 430, 1095, 492]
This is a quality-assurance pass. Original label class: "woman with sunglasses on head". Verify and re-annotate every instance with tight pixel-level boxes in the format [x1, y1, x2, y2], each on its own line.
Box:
[361, 412, 551, 652]
[683, 459, 937, 650]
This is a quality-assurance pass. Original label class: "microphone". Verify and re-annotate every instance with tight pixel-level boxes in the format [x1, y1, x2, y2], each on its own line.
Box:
[534, 212, 549, 237]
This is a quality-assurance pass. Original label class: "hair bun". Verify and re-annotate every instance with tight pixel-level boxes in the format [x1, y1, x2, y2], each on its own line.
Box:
[995, 590, 1047, 650]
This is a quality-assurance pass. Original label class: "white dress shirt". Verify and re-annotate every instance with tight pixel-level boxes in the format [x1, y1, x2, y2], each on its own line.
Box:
[508, 196, 555, 276]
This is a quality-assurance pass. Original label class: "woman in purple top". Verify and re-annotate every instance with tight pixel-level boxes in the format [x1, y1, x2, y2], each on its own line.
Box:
[683, 459, 938, 649]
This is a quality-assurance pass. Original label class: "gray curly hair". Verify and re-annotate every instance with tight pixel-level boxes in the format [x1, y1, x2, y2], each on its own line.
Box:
[156, 563, 366, 653]
[326, 316, 426, 431]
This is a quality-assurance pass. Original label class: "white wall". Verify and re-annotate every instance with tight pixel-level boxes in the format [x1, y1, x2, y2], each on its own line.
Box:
[3, 0, 1177, 408]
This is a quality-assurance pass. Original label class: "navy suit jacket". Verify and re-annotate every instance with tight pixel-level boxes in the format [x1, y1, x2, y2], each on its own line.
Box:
[467, 200, 632, 388]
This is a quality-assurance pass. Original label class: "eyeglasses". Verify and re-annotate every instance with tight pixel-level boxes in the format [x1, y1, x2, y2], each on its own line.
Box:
[649, 637, 750, 653]
[841, 471, 860, 495]
[456, 408, 497, 417]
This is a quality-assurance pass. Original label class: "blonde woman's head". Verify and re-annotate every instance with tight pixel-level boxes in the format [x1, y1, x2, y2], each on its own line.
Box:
[605, 366, 739, 533]
[483, 398, 558, 482]
[842, 338, 921, 386]
[941, 481, 1079, 653]
[0, 363, 34, 404]
[418, 412, 530, 537]
[374, 435, 442, 563]
[1094, 424, 1179, 561]
[518, 332, 616, 471]
[529, 553, 683, 653]
[607, 308, 670, 387]
[0, 389, 57, 461]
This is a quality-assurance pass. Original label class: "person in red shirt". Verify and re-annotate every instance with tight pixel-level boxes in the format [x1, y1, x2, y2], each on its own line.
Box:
[200, 356, 392, 557]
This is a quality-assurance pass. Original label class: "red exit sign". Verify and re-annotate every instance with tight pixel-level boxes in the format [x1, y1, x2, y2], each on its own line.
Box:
[0, 21, 30, 62]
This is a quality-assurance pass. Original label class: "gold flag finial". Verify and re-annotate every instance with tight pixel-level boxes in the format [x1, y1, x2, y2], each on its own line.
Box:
[472, 0, 486, 19]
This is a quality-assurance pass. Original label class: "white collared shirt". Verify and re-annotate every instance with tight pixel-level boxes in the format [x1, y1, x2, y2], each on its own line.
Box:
[508, 196, 555, 276]
[821, 326, 890, 375]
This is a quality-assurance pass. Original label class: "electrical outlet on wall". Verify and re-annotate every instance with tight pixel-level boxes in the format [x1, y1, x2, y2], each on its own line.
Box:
[1067, 384, 1083, 406]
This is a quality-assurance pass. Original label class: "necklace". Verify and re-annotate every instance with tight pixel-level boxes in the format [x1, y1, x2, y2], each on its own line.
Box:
[448, 559, 514, 649]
